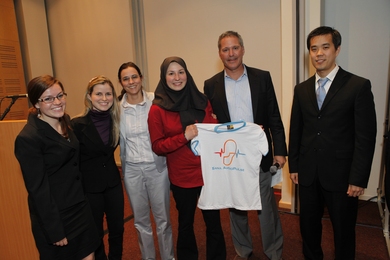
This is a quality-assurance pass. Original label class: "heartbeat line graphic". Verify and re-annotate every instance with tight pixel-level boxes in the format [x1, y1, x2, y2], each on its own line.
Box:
[214, 139, 245, 166]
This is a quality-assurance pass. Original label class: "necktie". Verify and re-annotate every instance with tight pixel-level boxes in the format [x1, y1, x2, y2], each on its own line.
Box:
[317, 77, 329, 109]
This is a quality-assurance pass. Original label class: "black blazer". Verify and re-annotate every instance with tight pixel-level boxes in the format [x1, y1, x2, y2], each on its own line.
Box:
[288, 67, 377, 191]
[204, 66, 287, 171]
[14, 114, 85, 243]
[71, 115, 121, 193]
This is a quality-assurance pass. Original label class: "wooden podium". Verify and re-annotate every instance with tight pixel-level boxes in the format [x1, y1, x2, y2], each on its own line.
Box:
[0, 120, 39, 259]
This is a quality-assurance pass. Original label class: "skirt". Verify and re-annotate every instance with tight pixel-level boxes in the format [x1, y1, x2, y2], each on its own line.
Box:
[31, 199, 100, 260]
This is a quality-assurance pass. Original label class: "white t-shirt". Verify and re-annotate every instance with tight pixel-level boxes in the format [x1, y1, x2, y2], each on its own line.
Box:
[191, 121, 268, 210]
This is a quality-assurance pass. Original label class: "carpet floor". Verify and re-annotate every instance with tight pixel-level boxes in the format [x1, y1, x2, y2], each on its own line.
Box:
[104, 184, 390, 259]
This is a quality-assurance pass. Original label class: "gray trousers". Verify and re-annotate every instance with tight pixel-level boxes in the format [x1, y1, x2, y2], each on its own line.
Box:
[123, 161, 174, 260]
[229, 168, 283, 260]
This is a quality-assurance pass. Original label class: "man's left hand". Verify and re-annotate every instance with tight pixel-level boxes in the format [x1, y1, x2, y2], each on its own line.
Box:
[347, 185, 365, 197]
[273, 155, 286, 168]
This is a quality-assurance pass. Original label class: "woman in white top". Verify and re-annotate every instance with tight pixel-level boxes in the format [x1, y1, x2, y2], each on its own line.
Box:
[118, 62, 174, 260]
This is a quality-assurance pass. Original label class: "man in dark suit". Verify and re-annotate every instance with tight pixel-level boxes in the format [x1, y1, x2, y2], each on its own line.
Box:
[288, 26, 377, 259]
[204, 31, 287, 260]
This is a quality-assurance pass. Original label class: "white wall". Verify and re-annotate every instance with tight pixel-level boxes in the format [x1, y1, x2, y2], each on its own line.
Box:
[323, 0, 390, 200]
[143, 0, 282, 97]
[44, 0, 136, 117]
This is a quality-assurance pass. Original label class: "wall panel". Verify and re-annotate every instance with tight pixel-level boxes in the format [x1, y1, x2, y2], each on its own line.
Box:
[0, 120, 39, 259]
[0, 0, 28, 120]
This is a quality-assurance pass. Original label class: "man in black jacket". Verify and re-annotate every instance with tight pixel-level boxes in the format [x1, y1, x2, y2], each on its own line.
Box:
[288, 26, 376, 259]
[204, 30, 287, 260]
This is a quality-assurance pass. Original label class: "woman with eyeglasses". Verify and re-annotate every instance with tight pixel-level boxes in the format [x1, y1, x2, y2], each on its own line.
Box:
[14, 75, 100, 260]
[71, 76, 124, 260]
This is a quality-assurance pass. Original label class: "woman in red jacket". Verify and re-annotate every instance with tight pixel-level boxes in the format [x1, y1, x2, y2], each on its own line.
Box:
[148, 56, 226, 260]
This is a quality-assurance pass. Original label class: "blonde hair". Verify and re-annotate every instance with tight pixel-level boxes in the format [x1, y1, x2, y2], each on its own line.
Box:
[83, 75, 120, 146]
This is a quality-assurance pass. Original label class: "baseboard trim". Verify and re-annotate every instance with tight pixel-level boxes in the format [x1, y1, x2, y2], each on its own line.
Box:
[278, 200, 291, 210]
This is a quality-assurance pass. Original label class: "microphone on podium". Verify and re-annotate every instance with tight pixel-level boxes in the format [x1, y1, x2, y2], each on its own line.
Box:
[5, 94, 28, 98]
[0, 94, 28, 120]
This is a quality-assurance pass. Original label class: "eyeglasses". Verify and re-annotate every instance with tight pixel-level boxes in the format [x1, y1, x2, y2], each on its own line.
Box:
[38, 92, 67, 103]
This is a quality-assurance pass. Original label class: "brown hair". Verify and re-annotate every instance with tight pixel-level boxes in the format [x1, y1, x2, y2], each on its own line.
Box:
[27, 75, 70, 138]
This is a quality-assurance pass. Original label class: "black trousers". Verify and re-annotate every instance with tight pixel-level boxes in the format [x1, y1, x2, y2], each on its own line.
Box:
[171, 183, 226, 260]
[86, 183, 125, 260]
[299, 179, 358, 260]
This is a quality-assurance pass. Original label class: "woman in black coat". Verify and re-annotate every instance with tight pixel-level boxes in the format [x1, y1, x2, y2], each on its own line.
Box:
[71, 76, 124, 260]
[14, 75, 99, 260]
